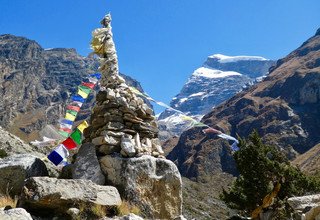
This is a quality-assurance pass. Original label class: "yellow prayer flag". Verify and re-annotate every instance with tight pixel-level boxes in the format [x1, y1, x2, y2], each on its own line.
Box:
[180, 115, 195, 121]
[78, 89, 89, 99]
[77, 121, 88, 133]
[65, 113, 76, 121]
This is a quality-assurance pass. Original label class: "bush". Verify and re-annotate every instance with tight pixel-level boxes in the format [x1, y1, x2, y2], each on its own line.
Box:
[0, 149, 8, 158]
[221, 131, 320, 217]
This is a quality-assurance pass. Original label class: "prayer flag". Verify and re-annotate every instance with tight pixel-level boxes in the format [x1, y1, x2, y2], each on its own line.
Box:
[202, 127, 222, 134]
[89, 73, 101, 79]
[79, 85, 92, 94]
[71, 95, 85, 103]
[70, 101, 83, 108]
[60, 119, 73, 125]
[59, 123, 72, 130]
[62, 137, 77, 150]
[65, 113, 76, 121]
[231, 141, 240, 152]
[77, 88, 89, 99]
[88, 77, 98, 84]
[66, 109, 77, 117]
[58, 130, 69, 138]
[81, 82, 95, 89]
[66, 105, 80, 112]
[59, 127, 72, 133]
[77, 121, 88, 133]
[218, 133, 238, 143]
[47, 144, 69, 166]
[70, 129, 82, 145]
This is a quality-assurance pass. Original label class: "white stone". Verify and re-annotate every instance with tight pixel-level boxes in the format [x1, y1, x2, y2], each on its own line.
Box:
[106, 88, 116, 99]
[121, 136, 136, 157]
[0, 208, 33, 220]
[142, 138, 152, 153]
[134, 133, 142, 153]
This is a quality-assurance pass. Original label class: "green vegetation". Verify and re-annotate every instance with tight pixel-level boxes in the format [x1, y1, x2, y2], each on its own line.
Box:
[221, 131, 320, 217]
[0, 149, 8, 158]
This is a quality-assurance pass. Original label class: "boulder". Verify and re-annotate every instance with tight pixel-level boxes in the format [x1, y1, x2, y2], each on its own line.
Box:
[100, 155, 182, 219]
[0, 154, 48, 196]
[18, 177, 121, 216]
[120, 135, 136, 157]
[0, 208, 33, 220]
[288, 194, 320, 211]
[72, 143, 105, 185]
[288, 194, 320, 220]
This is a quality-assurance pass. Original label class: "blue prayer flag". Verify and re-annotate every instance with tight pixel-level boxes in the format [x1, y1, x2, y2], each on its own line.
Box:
[60, 119, 73, 125]
[89, 73, 101, 79]
[47, 151, 64, 166]
[71, 95, 85, 103]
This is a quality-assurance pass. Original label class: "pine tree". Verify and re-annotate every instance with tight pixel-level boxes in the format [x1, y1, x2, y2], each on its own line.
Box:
[221, 130, 320, 217]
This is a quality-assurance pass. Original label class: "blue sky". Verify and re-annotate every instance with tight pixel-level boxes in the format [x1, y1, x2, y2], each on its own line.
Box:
[1, 0, 320, 112]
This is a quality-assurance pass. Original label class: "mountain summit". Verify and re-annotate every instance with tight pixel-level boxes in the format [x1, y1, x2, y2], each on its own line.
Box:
[158, 54, 275, 141]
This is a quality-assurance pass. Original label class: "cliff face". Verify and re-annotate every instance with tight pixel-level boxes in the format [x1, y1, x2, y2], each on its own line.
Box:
[0, 34, 149, 141]
[168, 28, 320, 179]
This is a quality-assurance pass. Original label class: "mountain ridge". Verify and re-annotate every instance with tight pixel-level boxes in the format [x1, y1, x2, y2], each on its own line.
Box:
[0, 34, 149, 142]
[167, 27, 320, 179]
[158, 54, 275, 142]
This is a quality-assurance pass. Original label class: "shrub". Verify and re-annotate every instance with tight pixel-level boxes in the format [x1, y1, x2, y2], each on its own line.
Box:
[221, 130, 320, 217]
[0, 149, 8, 158]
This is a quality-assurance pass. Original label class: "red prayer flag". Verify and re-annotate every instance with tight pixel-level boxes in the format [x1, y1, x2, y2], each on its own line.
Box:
[59, 127, 72, 133]
[62, 137, 77, 150]
[202, 127, 222, 135]
[81, 82, 95, 89]
[66, 105, 80, 112]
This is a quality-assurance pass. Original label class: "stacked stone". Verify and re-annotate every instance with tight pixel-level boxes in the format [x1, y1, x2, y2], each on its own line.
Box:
[84, 14, 164, 158]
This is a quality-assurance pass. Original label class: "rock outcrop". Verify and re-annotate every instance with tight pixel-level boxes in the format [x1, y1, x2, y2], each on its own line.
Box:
[72, 142, 105, 185]
[0, 154, 48, 196]
[100, 155, 182, 219]
[288, 194, 320, 220]
[18, 177, 121, 217]
[0, 208, 33, 220]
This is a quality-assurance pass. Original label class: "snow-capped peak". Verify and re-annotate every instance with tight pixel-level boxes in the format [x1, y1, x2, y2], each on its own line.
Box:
[208, 54, 268, 63]
[192, 66, 242, 78]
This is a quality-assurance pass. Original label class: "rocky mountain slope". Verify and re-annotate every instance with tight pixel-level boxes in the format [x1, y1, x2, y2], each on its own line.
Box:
[167, 28, 320, 179]
[293, 143, 320, 175]
[0, 34, 148, 142]
[158, 54, 275, 141]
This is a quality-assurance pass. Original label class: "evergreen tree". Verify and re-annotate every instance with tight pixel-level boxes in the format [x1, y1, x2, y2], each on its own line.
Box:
[221, 130, 320, 217]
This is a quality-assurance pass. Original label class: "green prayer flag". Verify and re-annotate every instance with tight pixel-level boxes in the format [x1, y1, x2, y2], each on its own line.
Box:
[70, 128, 82, 145]
[58, 130, 69, 138]
[66, 109, 78, 117]
[78, 85, 91, 95]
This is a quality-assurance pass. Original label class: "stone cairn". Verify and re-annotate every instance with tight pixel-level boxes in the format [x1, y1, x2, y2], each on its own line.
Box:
[84, 14, 164, 158]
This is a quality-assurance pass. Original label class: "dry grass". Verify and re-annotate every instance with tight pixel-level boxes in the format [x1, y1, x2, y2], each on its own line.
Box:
[0, 194, 18, 208]
[90, 204, 107, 218]
[117, 201, 141, 216]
